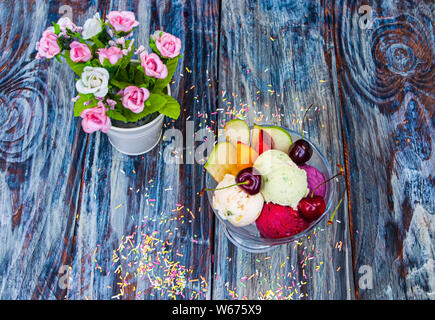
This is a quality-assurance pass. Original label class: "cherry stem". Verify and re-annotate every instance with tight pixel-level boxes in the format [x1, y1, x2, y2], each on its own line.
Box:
[301, 103, 314, 140]
[328, 189, 346, 225]
[310, 171, 343, 198]
[199, 181, 249, 197]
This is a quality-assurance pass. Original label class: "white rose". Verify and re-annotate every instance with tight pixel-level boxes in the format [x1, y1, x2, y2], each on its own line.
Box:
[82, 13, 102, 39]
[76, 67, 109, 98]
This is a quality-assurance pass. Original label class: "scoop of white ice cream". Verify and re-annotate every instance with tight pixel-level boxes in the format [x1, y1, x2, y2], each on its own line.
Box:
[212, 174, 264, 227]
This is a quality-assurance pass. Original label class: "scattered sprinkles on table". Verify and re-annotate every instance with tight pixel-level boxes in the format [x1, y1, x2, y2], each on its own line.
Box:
[88, 66, 341, 300]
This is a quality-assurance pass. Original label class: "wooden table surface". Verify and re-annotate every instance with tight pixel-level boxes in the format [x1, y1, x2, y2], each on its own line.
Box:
[0, 0, 433, 300]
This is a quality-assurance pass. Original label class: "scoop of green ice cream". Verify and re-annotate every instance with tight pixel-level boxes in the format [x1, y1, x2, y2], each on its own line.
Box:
[261, 164, 308, 208]
[254, 149, 295, 175]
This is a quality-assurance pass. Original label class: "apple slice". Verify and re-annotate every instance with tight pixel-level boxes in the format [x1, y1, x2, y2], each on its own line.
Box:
[224, 119, 250, 146]
[251, 126, 274, 155]
[236, 142, 259, 170]
[252, 124, 292, 154]
[204, 142, 239, 182]
[265, 126, 293, 153]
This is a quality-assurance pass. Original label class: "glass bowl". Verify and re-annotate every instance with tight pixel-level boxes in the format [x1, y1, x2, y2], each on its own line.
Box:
[205, 126, 334, 252]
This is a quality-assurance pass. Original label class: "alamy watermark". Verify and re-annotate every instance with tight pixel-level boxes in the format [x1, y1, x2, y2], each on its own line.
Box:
[59, 5, 73, 20]
[358, 265, 373, 290]
[358, 5, 373, 30]
[161, 121, 277, 167]
[162, 122, 215, 165]
[58, 265, 72, 290]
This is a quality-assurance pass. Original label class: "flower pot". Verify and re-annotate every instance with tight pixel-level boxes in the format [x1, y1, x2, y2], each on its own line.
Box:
[106, 85, 170, 156]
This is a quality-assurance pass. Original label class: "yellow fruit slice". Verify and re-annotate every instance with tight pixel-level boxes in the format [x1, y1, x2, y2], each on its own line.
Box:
[204, 142, 239, 182]
[236, 142, 259, 170]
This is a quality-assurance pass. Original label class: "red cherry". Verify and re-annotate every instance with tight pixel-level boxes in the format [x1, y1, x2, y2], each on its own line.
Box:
[199, 167, 262, 197]
[235, 167, 262, 195]
[289, 103, 315, 165]
[298, 196, 326, 222]
[288, 139, 313, 165]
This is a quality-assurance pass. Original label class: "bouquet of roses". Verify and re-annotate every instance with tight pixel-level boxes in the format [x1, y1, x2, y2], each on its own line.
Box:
[35, 11, 182, 134]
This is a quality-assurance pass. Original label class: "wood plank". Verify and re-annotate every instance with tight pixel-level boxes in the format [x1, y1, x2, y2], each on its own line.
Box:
[66, 0, 220, 299]
[0, 0, 108, 299]
[213, 0, 355, 299]
[333, 0, 434, 299]
[1, 0, 431, 301]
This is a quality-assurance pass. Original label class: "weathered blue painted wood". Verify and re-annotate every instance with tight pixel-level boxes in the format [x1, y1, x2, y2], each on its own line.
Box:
[213, 0, 354, 300]
[333, 0, 434, 299]
[0, 0, 432, 300]
[65, 0, 219, 299]
[0, 0, 108, 299]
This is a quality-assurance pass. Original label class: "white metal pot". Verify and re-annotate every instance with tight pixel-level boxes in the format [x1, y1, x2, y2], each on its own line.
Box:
[106, 84, 170, 156]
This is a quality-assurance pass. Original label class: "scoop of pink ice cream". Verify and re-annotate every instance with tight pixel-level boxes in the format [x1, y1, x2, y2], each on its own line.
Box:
[299, 164, 326, 197]
[256, 203, 310, 239]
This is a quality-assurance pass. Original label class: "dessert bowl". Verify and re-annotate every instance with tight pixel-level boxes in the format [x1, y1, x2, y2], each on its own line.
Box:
[205, 126, 334, 252]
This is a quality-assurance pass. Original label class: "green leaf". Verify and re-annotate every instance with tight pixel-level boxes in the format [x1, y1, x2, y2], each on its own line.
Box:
[137, 65, 145, 73]
[57, 36, 72, 52]
[91, 58, 100, 67]
[102, 58, 116, 68]
[52, 22, 61, 35]
[147, 93, 167, 111]
[91, 35, 105, 49]
[106, 109, 128, 122]
[149, 40, 161, 57]
[134, 72, 144, 86]
[127, 63, 136, 78]
[74, 94, 98, 117]
[71, 31, 83, 39]
[119, 53, 133, 71]
[153, 57, 179, 91]
[135, 66, 155, 87]
[117, 93, 167, 123]
[97, 28, 112, 45]
[110, 79, 131, 89]
[134, 69, 148, 86]
[122, 107, 157, 123]
[118, 68, 130, 82]
[159, 94, 180, 119]
[63, 50, 86, 76]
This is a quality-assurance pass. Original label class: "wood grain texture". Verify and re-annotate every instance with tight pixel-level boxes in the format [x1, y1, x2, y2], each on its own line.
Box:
[333, 0, 434, 299]
[0, 0, 433, 300]
[65, 0, 219, 299]
[0, 0, 108, 299]
[213, 0, 354, 300]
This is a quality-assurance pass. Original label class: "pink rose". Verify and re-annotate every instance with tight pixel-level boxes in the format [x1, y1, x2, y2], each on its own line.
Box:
[80, 102, 111, 133]
[153, 31, 181, 58]
[140, 52, 168, 79]
[70, 41, 92, 62]
[122, 86, 150, 114]
[36, 29, 61, 59]
[106, 98, 117, 110]
[106, 11, 139, 33]
[98, 46, 123, 65]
